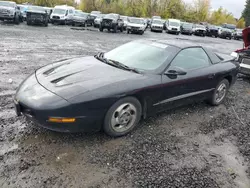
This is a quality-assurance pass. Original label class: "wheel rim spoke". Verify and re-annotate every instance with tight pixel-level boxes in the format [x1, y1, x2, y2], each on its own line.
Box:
[110, 103, 137, 133]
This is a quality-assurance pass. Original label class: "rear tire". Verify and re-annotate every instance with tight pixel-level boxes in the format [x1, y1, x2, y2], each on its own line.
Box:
[103, 97, 142, 137]
[113, 25, 117, 33]
[209, 79, 229, 106]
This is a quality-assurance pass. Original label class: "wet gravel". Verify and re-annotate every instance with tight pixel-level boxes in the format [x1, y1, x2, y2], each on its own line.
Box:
[0, 22, 250, 188]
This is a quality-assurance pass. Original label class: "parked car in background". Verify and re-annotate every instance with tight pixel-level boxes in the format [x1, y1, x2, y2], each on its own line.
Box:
[14, 40, 239, 137]
[166, 19, 181, 35]
[26, 6, 49, 26]
[206, 25, 219, 38]
[231, 27, 250, 76]
[94, 14, 103, 27]
[50, 5, 75, 25]
[127, 17, 146, 35]
[99, 13, 124, 33]
[89, 10, 101, 26]
[192, 24, 206, 37]
[218, 27, 232, 40]
[17, 4, 28, 21]
[72, 10, 88, 27]
[233, 29, 243, 40]
[0, 1, 21, 24]
[120, 15, 128, 29]
[180, 22, 193, 35]
[222, 23, 236, 31]
[150, 19, 164, 32]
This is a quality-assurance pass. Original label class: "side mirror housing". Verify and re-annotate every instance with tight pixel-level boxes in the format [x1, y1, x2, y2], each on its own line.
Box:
[165, 66, 187, 77]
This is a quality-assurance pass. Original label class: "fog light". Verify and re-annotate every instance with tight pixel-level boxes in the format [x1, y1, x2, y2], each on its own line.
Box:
[48, 117, 76, 123]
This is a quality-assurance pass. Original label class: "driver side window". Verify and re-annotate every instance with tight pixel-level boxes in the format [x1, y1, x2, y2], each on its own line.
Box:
[170, 47, 210, 70]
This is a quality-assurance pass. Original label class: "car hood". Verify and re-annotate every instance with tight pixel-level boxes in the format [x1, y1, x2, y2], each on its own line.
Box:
[35, 56, 143, 101]
[194, 28, 206, 31]
[0, 6, 14, 11]
[152, 24, 162, 27]
[128, 23, 143, 27]
[243, 28, 250, 47]
[72, 16, 85, 20]
[26, 10, 46, 14]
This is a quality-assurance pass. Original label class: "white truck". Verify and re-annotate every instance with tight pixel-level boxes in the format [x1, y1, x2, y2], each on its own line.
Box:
[50, 5, 75, 25]
[165, 19, 181, 35]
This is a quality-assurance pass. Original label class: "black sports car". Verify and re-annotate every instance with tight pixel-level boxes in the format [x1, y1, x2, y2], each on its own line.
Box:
[26, 6, 48, 26]
[14, 40, 239, 137]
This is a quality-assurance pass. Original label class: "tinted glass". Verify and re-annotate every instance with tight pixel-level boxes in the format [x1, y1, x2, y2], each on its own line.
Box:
[104, 41, 175, 71]
[0, 1, 15, 7]
[28, 6, 45, 12]
[152, 19, 162, 24]
[53, 8, 66, 15]
[128, 18, 144, 24]
[169, 21, 180, 27]
[170, 48, 210, 70]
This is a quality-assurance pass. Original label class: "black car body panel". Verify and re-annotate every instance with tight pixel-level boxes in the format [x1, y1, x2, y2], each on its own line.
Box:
[206, 25, 218, 37]
[219, 28, 232, 39]
[180, 23, 193, 35]
[15, 40, 239, 133]
[100, 13, 124, 32]
[26, 10, 48, 26]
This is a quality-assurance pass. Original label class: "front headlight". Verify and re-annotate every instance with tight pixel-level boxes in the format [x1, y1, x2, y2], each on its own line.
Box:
[127, 26, 131, 29]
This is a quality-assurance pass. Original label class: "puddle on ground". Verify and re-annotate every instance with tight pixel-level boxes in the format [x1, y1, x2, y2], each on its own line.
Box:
[209, 141, 250, 188]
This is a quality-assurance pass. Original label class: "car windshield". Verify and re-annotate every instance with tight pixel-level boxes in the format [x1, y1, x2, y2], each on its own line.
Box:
[103, 41, 173, 71]
[0, 1, 15, 7]
[121, 16, 128, 21]
[53, 8, 66, 15]
[129, 18, 143, 24]
[152, 16, 161, 19]
[169, 21, 180, 27]
[74, 11, 86, 17]
[91, 11, 100, 14]
[196, 25, 205, 29]
[152, 20, 162, 24]
[28, 6, 45, 12]
[183, 23, 192, 28]
[104, 14, 117, 19]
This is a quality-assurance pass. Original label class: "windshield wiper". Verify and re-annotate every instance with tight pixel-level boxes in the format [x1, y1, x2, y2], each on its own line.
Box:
[107, 59, 141, 74]
[94, 52, 141, 74]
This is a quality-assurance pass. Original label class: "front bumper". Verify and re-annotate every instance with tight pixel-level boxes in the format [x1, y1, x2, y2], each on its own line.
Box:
[128, 27, 143, 32]
[239, 63, 250, 76]
[0, 14, 14, 20]
[181, 30, 192, 34]
[15, 74, 103, 133]
[151, 27, 163, 31]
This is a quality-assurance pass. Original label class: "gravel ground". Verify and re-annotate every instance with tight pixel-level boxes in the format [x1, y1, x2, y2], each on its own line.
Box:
[0, 22, 250, 188]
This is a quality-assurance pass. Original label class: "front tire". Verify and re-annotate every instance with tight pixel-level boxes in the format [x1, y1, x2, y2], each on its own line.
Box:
[103, 97, 142, 137]
[99, 26, 103, 32]
[209, 79, 229, 106]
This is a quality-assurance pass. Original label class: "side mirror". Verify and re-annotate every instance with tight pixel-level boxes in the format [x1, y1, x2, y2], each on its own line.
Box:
[165, 66, 187, 77]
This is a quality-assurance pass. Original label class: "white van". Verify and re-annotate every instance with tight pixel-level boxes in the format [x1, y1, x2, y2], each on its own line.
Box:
[50, 5, 75, 25]
[166, 19, 181, 34]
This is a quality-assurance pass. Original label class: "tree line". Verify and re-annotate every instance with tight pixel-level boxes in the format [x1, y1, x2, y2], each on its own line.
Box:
[10, 0, 246, 28]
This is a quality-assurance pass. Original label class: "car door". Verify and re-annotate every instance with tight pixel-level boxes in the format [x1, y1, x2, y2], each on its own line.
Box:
[156, 47, 217, 110]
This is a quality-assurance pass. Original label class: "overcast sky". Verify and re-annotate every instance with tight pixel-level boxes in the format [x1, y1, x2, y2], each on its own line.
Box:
[184, 0, 245, 18]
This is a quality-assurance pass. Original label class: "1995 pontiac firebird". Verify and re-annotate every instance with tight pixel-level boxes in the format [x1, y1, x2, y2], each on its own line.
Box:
[14, 40, 239, 137]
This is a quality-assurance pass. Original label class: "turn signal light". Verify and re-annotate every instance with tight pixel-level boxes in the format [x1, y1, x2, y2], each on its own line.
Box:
[48, 117, 76, 123]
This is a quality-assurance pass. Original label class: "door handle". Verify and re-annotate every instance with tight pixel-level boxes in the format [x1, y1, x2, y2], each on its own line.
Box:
[208, 74, 215, 79]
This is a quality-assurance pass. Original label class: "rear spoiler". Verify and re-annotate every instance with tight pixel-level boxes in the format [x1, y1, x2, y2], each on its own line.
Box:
[216, 52, 238, 62]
